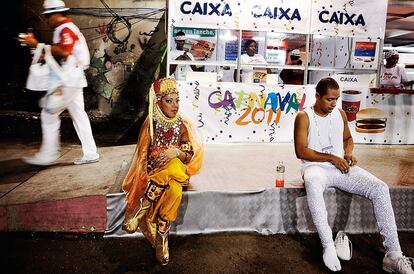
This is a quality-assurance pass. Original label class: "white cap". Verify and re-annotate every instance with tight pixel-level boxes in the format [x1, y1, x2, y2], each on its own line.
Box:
[291, 49, 301, 57]
[42, 0, 69, 15]
[174, 35, 186, 41]
[384, 50, 399, 60]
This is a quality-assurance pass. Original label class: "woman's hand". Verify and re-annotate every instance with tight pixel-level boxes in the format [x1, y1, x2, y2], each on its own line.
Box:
[163, 147, 179, 160]
[155, 147, 179, 166]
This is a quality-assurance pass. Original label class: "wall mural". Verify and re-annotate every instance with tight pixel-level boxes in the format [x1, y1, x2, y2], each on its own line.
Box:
[67, 4, 167, 114]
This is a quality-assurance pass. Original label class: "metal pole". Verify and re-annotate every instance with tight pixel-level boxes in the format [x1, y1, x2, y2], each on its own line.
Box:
[166, 0, 170, 77]
[376, 38, 384, 88]
[236, 30, 242, 82]
[304, 34, 310, 84]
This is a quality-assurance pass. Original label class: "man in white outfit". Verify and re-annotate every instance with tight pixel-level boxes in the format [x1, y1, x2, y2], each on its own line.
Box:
[293, 77, 413, 273]
[19, 0, 99, 166]
[169, 31, 197, 81]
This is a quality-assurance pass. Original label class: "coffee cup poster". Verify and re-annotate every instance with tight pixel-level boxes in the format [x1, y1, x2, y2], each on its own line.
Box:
[333, 74, 414, 144]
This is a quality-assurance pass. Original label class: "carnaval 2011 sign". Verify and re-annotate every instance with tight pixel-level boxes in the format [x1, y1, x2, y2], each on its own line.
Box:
[178, 82, 315, 143]
[169, 0, 387, 38]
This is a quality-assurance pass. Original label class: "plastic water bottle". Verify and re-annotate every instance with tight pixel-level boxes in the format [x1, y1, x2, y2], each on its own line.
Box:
[276, 161, 285, 187]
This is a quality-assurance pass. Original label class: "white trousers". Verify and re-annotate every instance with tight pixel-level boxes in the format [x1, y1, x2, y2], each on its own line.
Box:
[303, 164, 401, 253]
[38, 87, 98, 159]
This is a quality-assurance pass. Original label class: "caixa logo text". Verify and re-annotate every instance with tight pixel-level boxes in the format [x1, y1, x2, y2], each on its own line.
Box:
[251, 6, 301, 21]
[180, 1, 232, 16]
[319, 10, 366, 26]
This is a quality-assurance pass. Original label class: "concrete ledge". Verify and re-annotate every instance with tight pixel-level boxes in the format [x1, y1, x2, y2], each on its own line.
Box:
[0, 195, 106, 232]
[106, 187, 414, 237]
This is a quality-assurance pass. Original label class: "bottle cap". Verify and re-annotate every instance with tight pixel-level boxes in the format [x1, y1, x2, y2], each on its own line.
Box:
[276, 165, 285, 173]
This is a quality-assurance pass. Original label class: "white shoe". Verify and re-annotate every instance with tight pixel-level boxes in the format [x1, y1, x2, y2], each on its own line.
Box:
[22, 154, 57, 166]
[383, 253, 414, 274]
[335, 231, 352, 261]
[73, 157, 99, 165]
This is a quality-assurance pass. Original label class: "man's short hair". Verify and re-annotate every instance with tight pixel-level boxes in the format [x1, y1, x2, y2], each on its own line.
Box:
[291, 55, 300, 61]
[244, 39, 257, 48]
[316, 77, 339, 97]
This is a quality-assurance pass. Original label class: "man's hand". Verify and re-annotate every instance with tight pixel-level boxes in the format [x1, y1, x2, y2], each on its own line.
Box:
[330, 155, 350, 174]
[18, 35, 38, 48]
[344, 154, 357, 166]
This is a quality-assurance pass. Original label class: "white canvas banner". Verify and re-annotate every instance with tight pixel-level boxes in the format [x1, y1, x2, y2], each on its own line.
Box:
[239, 1, 311, 33]
[169, 0, 387, 38]
[179, 80, 414, 144]
[333, 76, 414, 144]
[178, 81, 315, 143]
[169, 0, 311, 33]
[332, 73, 376, 88]
[310, 0, 387, 39]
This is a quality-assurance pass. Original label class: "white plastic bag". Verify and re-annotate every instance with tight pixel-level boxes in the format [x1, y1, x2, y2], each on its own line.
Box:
[36, 45, 68, 114]
[26, 43, 49, 91]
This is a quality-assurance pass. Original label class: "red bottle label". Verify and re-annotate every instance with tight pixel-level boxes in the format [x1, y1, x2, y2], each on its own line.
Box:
[275, 179, 284, 187]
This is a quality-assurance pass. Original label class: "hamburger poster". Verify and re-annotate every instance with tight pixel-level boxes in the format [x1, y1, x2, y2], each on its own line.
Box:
[333, 74, 414, 144]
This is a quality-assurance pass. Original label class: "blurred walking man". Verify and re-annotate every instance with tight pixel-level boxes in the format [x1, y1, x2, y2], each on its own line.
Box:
[20, 0, 99, 166]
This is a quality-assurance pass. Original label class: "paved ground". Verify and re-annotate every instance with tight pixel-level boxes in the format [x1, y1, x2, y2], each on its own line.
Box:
[1, 126, 413, 274]
[1, 231, 414, 274]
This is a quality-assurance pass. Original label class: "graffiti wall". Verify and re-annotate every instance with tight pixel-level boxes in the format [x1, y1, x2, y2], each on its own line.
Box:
[18, 0, 167, 116]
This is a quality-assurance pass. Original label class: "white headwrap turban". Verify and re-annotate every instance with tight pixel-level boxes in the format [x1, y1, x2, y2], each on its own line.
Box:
[384, 50, 399, 60]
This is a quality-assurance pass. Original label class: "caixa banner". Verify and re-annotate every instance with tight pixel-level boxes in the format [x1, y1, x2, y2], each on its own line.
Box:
[169, 0, 387, 39]
[309, 0, 387, 39]
[168, 0, 311, 34]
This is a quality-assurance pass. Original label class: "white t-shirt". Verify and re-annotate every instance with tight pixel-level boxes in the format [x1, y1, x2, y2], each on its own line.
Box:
[53, 21, 89, 88]
[237, 53, 267, 82]
[169, 49, 195, 81]
[301, 107, 344, 173]
[380, 65, 408, 88]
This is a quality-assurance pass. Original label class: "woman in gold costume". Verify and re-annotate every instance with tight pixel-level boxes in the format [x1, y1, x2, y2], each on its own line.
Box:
[122, 77, 203, 265]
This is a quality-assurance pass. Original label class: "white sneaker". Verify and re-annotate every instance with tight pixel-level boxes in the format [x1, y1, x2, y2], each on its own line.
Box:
[335, 231, 352, 261]
[22, 154, 57, 166]
[73, 157, 99, 165]
[383, 253, 414, 274]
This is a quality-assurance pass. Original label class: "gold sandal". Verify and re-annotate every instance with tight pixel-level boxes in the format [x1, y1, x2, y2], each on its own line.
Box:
[155, 219, 170, 265]
[122, 198, 150, 233]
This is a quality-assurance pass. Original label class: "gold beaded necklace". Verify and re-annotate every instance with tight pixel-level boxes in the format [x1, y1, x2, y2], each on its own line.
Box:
[153, 104, 182, 147]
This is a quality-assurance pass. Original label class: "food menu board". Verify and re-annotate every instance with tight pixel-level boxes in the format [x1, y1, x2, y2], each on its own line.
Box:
[172, 27, 217, 61]
[183, 39, 216, 60]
